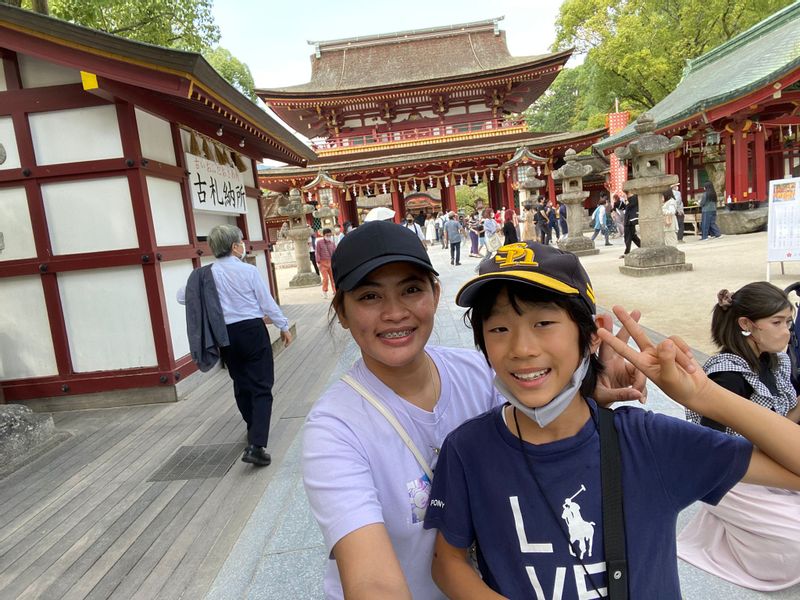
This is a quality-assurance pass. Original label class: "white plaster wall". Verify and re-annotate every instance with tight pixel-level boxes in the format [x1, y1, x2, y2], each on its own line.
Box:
[0, 276, 58, 380]
[0, 117, 21, 169]
[0, 186, 36, 261]
[193, 211, 237, 238]
[17, 53, 82, 88]
[58, 266, 157, 372]
[244, 197, 263, 241]
[241, 158, 256, 187]
[135, 108, 176, 166]
[42, 177, 139, 255]
[29, 105, 123, 165]
[147, 176, 188, 246]
[160, 260, 193, 359]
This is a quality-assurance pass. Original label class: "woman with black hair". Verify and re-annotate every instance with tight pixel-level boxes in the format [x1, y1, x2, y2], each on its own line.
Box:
[678, 282, 800, 591]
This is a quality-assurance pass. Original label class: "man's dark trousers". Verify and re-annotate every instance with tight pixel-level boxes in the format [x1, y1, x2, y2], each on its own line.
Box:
[623, 223, 641, 254]
[220, 318, 274, 448]
[450, 241, 461, 264]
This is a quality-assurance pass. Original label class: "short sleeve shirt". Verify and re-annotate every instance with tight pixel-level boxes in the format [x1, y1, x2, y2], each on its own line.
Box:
[423, 402, 751, 599]
[302, 346, 502, 599]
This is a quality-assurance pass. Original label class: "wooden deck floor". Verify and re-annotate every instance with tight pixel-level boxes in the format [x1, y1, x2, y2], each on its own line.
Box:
[0, 303, 336, 600]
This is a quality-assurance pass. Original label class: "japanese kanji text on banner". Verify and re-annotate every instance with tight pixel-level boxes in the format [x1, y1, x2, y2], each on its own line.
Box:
[186, 152, 247, 214]
[767, 177, 800, 263]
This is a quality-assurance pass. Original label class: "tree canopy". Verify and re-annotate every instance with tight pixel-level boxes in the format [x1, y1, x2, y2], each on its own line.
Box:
[6, 0, 258, 100]
[527, 0, 795, 132]
[204, 46, 257, 101]
[50, 0, 220, 52]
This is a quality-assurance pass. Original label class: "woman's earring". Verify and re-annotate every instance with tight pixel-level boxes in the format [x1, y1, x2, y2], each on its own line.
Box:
[741, 330, 752, 337]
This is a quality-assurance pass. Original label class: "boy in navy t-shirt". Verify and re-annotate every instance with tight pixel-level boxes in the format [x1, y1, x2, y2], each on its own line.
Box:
[423, 241, 800, 599]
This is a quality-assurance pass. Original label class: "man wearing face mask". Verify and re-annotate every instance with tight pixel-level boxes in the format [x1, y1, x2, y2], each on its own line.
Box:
[403, 212, 425, 241]
[315, 228, 337, 299]
[179, 224, 292, 467]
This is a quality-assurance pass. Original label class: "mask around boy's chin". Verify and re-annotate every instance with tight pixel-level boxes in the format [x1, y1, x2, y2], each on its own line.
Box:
[494, 354, 591, 428]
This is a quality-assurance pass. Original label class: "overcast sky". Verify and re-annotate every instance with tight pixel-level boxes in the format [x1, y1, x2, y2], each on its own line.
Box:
[212, 0, 567, 89]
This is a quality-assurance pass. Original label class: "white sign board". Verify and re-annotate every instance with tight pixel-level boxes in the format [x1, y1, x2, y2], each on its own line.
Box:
[185, 152, 247, 214]
[767, 177, 800, 263]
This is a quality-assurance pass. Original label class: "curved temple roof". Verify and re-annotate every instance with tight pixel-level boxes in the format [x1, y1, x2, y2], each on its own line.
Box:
[257, 17, 571, 97]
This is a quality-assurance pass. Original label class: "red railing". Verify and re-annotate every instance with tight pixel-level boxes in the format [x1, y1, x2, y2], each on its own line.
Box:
[312, 118, 526, 152]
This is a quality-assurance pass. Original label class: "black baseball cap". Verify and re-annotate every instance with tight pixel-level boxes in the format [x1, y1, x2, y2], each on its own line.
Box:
[456, 241, 596, 313]
[332, 221, 439, 291]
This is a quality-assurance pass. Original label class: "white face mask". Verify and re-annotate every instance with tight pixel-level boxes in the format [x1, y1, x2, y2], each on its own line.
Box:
[324, 235, 332, 241]
[236, 242, 247, 261]
[494, 355, 591, 428]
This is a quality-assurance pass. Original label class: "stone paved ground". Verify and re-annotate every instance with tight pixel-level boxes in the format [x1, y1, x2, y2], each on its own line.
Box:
[207, 232, 800, 600]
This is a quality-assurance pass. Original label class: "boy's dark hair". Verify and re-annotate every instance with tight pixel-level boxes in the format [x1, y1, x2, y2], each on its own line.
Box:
[465, 280, 603, 398]
[711, 282, 791, 371]
[322, 227, 332, 235]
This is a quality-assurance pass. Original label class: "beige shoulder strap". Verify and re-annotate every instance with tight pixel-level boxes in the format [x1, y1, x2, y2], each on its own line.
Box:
[341, 374, 434, 481]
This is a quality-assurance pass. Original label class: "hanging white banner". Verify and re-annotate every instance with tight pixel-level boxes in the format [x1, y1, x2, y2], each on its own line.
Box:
[185, 152, 247, 214]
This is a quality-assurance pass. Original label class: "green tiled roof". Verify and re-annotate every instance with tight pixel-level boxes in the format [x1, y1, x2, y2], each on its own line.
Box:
[595, 1, 800, 151]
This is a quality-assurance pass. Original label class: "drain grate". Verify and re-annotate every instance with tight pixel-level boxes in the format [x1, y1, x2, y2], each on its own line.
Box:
[148, 443, 243, 481]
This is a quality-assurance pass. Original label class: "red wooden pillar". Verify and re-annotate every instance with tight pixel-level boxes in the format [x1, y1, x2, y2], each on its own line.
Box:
[547, 174, 556, 206]
[444, 185, 457, 213]
[753, 128, 767, 202]
[390, 185, 403, 222]
[724, 132, 734, 201]
[486, 178, 497, 209]
[733, 124, 749, 202]
[503, 177, 514, 211]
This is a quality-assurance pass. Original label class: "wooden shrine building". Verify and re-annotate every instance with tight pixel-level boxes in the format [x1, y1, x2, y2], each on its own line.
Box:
[0, 5, 315, 406]
[596, 2, 800, 205]
[257, 18, 605, 227]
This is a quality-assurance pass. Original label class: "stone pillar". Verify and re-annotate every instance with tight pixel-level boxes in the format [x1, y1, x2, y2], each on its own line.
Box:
[615, 114, 692, 276]
[552, 149, 598, 256]
[279, 188, 321, 287]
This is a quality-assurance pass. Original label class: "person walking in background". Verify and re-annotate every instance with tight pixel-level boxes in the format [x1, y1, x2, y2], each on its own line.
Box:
[315, 227, 337, 299]
[403, 212, 425, 242]
[180, 224, 292, 467]
[468, 211, 482, 257]
[443, 211, 464, 265]
[612, 194, 626, 238]
[424, 213, 436, 248]
[620, 193, 641, 258]
[679, 282, 800, 591]
[439, 211, 449, 249]
[662, 189, 678, 246]
[590, 197, 612, 246]
[502, 208, 518, 244]
[333, 224, 345, 245]
[557, 199, 568, 240]
[546, 200, 560, 242]
[700, 181, 723, 240]
[308, 233, 320, 276]
[482, 207, 499, 248]
[672, 183, 685, 243]
[534, 197, 549, 244]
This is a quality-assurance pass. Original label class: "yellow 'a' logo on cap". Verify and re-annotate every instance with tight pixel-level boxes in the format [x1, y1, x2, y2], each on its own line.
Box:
[495, 243, 539, 268]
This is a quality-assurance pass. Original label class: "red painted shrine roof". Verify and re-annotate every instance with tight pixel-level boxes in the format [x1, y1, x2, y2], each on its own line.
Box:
[256, 18, 571, 98]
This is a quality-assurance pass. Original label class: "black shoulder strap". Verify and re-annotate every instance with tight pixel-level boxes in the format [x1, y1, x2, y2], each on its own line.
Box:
[598, 407, 628, 599]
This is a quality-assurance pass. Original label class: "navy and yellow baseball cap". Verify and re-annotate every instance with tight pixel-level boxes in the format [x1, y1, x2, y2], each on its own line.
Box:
[455, 241, 596, 313]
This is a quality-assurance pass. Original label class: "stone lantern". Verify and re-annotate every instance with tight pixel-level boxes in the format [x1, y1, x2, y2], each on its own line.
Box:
[302, 170, 344, 232]
[278, 188, 321, 287]
[614, 113, 692, 276]
[502, 146, 548, 210]
[552, 148, 597, 256]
